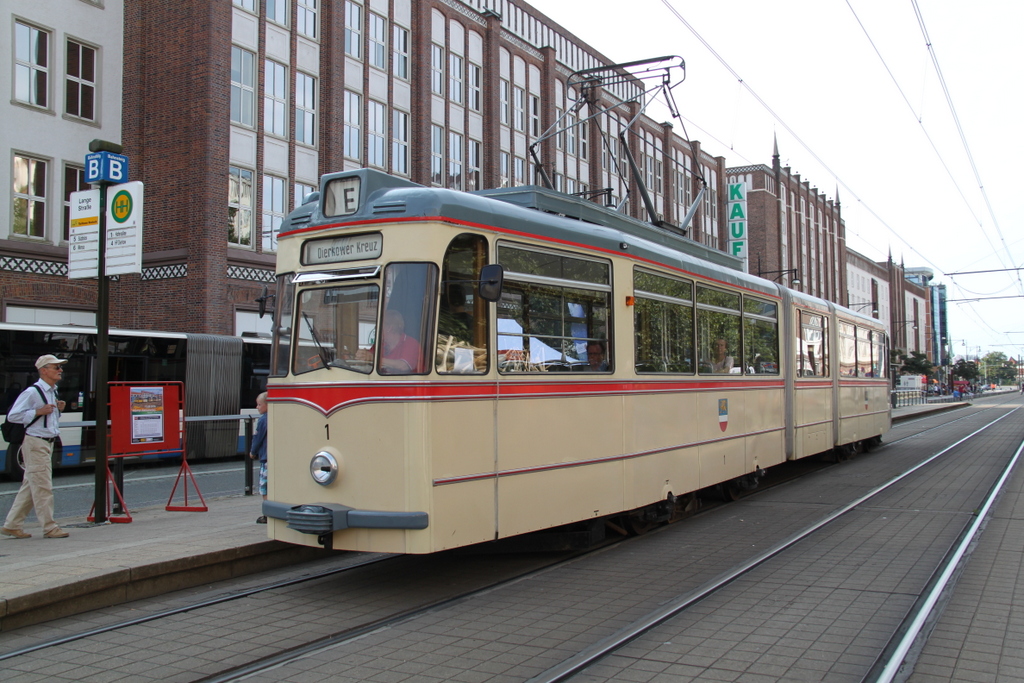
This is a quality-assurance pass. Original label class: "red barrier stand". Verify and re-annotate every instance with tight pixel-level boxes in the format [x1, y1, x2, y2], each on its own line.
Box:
[87, 455, 133, 523]
[107, 381, 207, 513]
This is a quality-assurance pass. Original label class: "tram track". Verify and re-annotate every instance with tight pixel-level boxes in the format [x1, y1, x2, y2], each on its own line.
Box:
[1, 398, 1018, 682]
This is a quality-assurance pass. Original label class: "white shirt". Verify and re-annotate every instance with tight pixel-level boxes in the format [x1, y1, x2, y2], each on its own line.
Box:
[9, 379, 61, 439]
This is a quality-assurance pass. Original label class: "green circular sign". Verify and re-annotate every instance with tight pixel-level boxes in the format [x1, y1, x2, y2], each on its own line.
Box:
[111, 190, 133, 223]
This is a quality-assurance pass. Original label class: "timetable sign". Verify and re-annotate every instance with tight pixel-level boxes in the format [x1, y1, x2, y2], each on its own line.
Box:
[68, 189, 101, 279]
[105, 181, 144, 276]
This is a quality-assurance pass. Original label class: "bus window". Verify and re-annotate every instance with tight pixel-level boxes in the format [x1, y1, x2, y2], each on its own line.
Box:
[697, 286, 740, 374]
[437, 234, 490, 374]
[497, 244, 611, 373]
[633, 269, 693, 373]
[743, 297, 779, 374]
[377, 262, 438, 375]
[872, 331, 887, 379]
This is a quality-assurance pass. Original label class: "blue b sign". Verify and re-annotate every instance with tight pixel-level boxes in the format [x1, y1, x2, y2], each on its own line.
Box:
[85, 151, 129, 184]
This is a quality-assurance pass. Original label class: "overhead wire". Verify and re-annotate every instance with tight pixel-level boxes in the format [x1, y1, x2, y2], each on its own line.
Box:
[657, 0, 1020, 350]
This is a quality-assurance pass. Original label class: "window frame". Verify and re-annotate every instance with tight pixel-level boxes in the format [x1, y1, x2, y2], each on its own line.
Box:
[12, 153, 49, 239]
[230, 46, 256, 128]
[263, 59, 288, 139]
[14, 20, 50, 110]
[228, 165, 254, 247]
[295, 72, 317, 147]
[261, 173, 287, 253]
[64, 38, 97, 122]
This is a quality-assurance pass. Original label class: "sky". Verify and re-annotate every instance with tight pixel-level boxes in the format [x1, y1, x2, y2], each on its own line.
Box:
[526, 0, 1024, 362]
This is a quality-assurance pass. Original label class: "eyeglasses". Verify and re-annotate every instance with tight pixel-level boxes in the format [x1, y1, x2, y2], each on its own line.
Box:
[45, 365, 64, 370]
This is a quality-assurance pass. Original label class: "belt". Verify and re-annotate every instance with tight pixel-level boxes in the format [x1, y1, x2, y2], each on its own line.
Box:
[28, 435, 59, 443]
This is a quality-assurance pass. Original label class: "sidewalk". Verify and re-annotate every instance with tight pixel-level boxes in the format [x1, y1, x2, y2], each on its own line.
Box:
[0, 494, 329, 631]
[0, 401, 969, 631]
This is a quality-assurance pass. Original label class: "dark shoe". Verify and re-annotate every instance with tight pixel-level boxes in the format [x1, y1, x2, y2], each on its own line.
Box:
[1, 527, 31, 539]
[256, 516, 267, 524]
[44, 527, 69, 538]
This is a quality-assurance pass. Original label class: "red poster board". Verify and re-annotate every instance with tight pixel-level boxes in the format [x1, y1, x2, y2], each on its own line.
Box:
[110, 382, 182, 454]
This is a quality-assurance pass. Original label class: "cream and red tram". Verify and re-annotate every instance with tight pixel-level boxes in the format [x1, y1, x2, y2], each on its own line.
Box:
[263, 169, 889, 554]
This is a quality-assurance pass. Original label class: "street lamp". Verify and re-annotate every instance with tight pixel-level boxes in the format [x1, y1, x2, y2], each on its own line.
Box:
[848, 301, 878, 315]
[756, 256, 801, 285]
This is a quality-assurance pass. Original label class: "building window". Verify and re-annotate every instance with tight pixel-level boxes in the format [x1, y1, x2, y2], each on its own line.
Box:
[369, 14, 386, 70]
[555, 108, 563, 148]
[468, 64, 482, 112]
[431, 125, 444, 186]
[514, 157, 525, 187]
[295, 72, 317, 146]
[231, 46, 256, 127]
[566, 114, 576, 156]
[579, 121, 589, 161]
[63, 165, 87, 242]
[392, 25, 409, 79]
[14, 21, 49, 108]
[500, 151, 510, 188]
[448, 54, 463, 104]
[499, 80, 510, 125]
[448, 132, 463, 190]
[229, 167, 253, 246]
[12, 155, 47, 238]
[294, 182, 316, 209]
[430, 45, 444, 95]
[392, 110, 409, 175]
[344, 91, 360, 159]
[467, 140, 481, 191]
[297, 0, 317, 38]
[530, 95, 540, 137]
[513, 87, 525, 131]
[267, 0, 288, 25]
[233, 0, 256, 10]
[262, 174, 286, 252]
[264, 60, 287, 138]
[345, 1, 362, 59]
[65, 40, 96, 121]
[368, 101, 386, 167]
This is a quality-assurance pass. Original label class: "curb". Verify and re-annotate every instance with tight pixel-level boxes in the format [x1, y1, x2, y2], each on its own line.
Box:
[0, 540, 333, 631]
[892, 401, 970, 424]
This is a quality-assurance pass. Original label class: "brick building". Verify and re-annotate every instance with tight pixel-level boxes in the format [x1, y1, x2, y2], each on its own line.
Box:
[3, 0, 939, 352]
[726, 139, 846, 304]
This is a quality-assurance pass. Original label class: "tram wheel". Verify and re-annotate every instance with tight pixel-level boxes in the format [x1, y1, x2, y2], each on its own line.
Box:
[625, 515, 657, 536]
[721, 481, 743, 502]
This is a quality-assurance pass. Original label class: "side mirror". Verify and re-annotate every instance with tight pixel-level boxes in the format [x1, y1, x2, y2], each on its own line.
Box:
[256, 285, 276, 318]
[478, 264, 504, 302]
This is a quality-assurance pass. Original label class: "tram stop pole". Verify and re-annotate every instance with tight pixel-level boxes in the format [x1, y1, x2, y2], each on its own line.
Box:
[86, 139, 127, 524]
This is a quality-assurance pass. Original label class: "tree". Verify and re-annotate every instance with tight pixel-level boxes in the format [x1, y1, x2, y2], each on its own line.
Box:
[981, 351, 1016, 385]
[949, 358, 980, 382]
[898, 351, 934, 378]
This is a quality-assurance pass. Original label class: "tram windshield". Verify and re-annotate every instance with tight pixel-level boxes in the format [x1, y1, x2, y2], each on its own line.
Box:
[290, 262, 438, 376]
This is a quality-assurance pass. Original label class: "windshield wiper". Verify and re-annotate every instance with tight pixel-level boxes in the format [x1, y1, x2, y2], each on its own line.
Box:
[302, 312, 333, 370]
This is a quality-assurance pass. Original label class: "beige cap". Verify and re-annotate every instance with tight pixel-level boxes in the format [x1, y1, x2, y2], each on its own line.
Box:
[35, 354, 69, 370]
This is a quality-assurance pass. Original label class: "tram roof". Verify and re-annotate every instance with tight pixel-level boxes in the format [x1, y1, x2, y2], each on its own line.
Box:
[284, 169, 783, 296]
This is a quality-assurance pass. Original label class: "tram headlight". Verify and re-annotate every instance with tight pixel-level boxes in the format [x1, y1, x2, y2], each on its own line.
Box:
[310, 451, 339, 486]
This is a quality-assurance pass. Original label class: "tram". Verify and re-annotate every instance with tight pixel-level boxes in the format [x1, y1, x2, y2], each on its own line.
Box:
[0, 322, 270, 478]
[263, 169, 890, 554]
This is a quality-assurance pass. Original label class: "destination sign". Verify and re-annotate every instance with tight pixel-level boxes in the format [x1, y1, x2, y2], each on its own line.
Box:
[323, 176, 361, 217]
[303, 232, 383, 266]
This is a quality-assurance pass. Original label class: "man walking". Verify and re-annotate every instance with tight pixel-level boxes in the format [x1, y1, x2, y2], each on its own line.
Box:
[1, 354, 70, 539]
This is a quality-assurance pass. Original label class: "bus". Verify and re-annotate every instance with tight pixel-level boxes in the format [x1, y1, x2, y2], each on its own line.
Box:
[0, 322, 270, 478]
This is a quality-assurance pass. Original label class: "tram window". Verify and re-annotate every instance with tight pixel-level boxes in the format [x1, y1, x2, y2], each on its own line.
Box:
[270, 272, 294, 377]
[838, 322, 857, 377]
[798, 311, 828, 377]
[375, 262, 438, 375]
[497, 244, 611, 373]
[743, 297, 779, 375]
[857, 327, 873, 377]
[293, 283, 379, 375]
[633, 269, 693, 374]
[437, 234, 489, 374]
[872, 332, 887, 379]
[696, 286, 740, 374]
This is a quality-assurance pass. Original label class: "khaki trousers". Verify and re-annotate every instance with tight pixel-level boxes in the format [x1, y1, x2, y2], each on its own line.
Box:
[3, 435, 57, 533]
